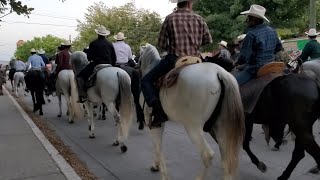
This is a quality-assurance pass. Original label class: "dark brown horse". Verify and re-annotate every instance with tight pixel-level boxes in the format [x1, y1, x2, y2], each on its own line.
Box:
[205, 57, 320, 180]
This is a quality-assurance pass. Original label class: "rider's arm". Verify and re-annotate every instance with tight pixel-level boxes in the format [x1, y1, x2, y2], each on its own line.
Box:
[40, 57, 45, 67]
[201, 18, 213, 45]
[275, 37, 282, 54]
[128, 46, 133, 60]
[237, 33, 254, 65]
[158, 17, 169, 51]
[111, 45, 117, 66]
[299, 42, 312, 62]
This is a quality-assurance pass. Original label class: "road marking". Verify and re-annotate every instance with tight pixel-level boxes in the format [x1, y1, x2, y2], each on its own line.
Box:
[3, 86, 81, 180]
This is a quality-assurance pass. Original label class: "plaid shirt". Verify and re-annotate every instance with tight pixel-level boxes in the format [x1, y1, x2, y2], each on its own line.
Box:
[158, 8, 212, 57]
[238, 24, 282, 68]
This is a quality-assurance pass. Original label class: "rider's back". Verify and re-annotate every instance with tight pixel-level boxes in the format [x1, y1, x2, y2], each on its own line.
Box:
[88, 37, 115, 65]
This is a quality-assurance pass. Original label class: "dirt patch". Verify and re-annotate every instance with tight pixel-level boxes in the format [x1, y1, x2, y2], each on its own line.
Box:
[11, 93, 97, 180]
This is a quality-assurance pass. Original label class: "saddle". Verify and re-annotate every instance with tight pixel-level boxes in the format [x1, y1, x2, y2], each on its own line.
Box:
[156, 56, 202, 88]
[240, 62, 285, 114]
[86, 64, 112, 88]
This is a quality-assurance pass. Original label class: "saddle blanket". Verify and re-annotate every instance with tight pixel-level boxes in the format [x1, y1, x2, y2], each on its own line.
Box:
[87, 64, 112, 88]
[240, 73, 282, 114]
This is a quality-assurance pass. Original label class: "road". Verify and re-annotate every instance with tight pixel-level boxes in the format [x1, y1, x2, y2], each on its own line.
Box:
[10, 85, 320, 180]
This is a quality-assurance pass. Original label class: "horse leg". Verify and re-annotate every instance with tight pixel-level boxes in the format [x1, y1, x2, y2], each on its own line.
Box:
[84, 102, 95, 138]
[22, 80, 27, 96]
[106, 103, 128, 153]
[184, 124, 213, 180]
[14, 80, 18, 98]
[31, 91, 37, 112]
[37, 91, 43, 116]
[277, 139, 305, 180]
[102, 103, 106, 120]
[243, 119, 267, 172]
[57, 94, 62, 117]
[65, 95, 73, 123]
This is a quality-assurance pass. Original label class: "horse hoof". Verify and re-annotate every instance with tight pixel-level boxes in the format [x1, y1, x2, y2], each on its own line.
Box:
[150, 165, 160, 172]
[57, 115, 62, 118]
[138, 123, 144, 130]
[102, 116, 106, 120]
[39, 112, 43, 116]
[69, 120, 74, 124]
[112, 140, 119, 146]
[48, 99, 51, 103]
[271, 147, 280, 151]
[120, 145, 127, 153]
[258, 162, 267, 173]
[309, 166, 320, 174]
[89, 134, 95, 139]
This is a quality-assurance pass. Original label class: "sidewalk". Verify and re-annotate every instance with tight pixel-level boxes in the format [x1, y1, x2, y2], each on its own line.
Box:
[0, 89, 70, 180]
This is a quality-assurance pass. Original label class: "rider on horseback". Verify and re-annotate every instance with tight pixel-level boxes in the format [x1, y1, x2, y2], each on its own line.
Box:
[141, 0, 212, 128]
[27, 48, 45, 76]
[8, 57, 16, 82]
[15, 58, 27, 73]
[112, 32, 135, 67]
[299, 28, 320, 63]
[76, 25, 116, 103]
[234, 4, 282, 85]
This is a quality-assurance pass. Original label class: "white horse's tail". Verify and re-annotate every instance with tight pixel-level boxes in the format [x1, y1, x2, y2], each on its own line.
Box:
[215, 68, 245, 176]
[69, 71, 82, 118]
[117, 71, 136, 139]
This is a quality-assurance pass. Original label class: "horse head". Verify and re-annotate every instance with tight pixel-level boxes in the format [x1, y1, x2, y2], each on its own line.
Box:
[70, 51, 89, 75]
[138, 44, 161, 77]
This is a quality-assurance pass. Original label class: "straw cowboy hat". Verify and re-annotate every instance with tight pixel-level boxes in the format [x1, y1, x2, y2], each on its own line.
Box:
[30, 48, 36, 53]
[114, 32, 126, 41]
[38, 49, 45, 54]
[94, 25, 110, 36]
[61, 40, 71, 46]
[234, 34, 246, 44]
[218, 40, 228, 48]
[305, 28, 320, 36]
[241, 4, 270, 22]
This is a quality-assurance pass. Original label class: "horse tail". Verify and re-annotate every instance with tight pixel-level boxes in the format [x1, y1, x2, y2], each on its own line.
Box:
[69, 71, 82, 118]
[117, 71, 136, 140]
[215, 67, 245, 176]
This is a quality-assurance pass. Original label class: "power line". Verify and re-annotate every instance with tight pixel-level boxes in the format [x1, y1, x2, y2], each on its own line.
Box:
[1, 21, 77, 27]
[31, 13, 80, 21]
[33, 12, 80, 19]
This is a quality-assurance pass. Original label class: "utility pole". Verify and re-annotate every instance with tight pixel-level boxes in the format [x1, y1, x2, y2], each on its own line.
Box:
[69, 35, 71, 44]
[309, 0, 317, 29]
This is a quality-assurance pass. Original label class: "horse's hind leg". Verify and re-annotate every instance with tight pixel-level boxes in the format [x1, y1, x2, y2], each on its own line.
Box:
[57, 94, 62, 117]
[184, 124, 214, 180]
[106, 102, 128, 153]
[150, 125, 167, 179]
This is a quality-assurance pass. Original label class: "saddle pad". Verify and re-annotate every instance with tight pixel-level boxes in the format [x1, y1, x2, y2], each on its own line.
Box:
[88, 64, 112, 81]
[156, 64, 191, 89]
[240, 73, 282, 113]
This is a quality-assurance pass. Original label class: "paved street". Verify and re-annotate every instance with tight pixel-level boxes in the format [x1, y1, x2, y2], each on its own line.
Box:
[9, 84, 320, 180]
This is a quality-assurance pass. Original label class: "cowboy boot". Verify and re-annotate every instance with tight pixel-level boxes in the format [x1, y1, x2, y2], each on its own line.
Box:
[149, 100, 168, 129]
[76, 77, 87, 103]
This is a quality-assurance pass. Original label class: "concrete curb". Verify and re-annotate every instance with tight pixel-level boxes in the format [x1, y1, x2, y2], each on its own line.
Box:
[3, 86, 82, 180]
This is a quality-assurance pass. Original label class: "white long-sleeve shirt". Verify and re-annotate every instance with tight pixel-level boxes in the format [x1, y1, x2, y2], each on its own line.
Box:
[112, 41, 132, 64]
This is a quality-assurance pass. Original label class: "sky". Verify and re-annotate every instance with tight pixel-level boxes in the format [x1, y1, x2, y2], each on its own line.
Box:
[0, 0, 176, 61]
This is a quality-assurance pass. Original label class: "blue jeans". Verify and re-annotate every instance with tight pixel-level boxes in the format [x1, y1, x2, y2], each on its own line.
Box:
[235, 66, 257, 85]
[141, 54, 177, 107]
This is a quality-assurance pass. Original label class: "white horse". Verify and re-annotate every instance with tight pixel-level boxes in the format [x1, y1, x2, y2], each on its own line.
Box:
[138, 44, 245, 180]
[55, 69, 83, 123]
[13, 71, 27, 97]
[70, 51, 136, 153]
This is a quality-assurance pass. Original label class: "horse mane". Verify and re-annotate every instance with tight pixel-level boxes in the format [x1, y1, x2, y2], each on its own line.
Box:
[71, 51, 89, 75]
[139, 44, 161, 76]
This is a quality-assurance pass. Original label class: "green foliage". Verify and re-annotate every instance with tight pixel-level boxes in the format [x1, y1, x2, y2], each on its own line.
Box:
[0, 0, 34, 16]
[72, 2, 162, 55]
[15, 35, 65, 61]
[194, 0, 312, 50]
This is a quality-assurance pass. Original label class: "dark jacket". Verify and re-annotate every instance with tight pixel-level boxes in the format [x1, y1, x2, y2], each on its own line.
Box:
[300, 40, 320, 62]
[56, 50, 72, 73]
[87, 36, 116, 66]
[39, 54, 49, 65]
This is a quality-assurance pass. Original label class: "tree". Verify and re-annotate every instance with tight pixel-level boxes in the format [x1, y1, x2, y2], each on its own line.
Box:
[72, 2, 162, 55]
[193, 0, 310, 50]
[15, 35, 65, 61]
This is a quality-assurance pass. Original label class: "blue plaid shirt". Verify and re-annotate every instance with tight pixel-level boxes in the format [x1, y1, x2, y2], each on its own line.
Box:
[238, 24, 282, 71]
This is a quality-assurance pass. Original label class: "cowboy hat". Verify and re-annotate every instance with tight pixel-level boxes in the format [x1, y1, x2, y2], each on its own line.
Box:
[241, 4, 270, 22]
[30, 48, 37, 53]
[114, 32, 126, 41]
[234, 34, 246, 44]
[61, 40, 72, 46]
[218, 40, 228, 48]
[38, 49, 45, 54]
[305, 28, 320, 36]
[94, 25, 110, 36]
